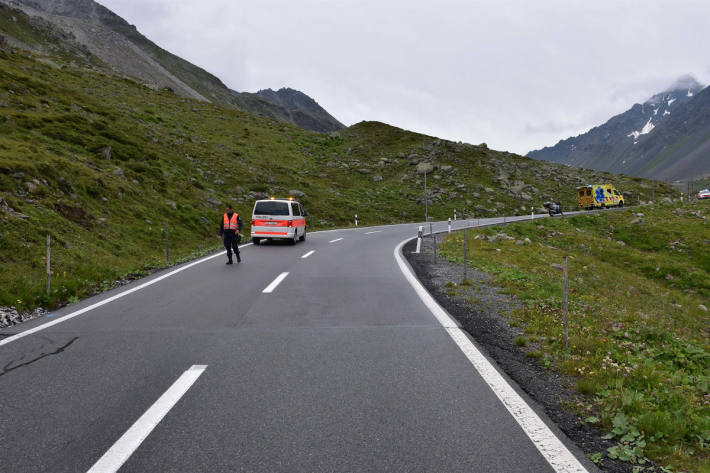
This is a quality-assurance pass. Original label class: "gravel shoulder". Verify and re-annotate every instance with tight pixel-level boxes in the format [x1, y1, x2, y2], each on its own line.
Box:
[404, 235, 655, 473]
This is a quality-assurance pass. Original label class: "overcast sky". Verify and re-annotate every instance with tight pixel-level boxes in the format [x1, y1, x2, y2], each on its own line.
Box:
[101, 0, 710, 154]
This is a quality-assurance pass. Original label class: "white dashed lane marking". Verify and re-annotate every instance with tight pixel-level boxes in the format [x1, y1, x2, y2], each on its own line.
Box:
[301, 250, 315, 259]
[329, 238, 343, 243]
[86, 365, 208, 473]
[262, 272, 289, 293]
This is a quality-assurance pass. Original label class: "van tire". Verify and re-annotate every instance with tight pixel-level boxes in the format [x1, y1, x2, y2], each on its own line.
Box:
[618, 201, 624, 208]
[290, 231, 297, 245]
[252, 237, 260, 245]
[299, 230, 306, 242]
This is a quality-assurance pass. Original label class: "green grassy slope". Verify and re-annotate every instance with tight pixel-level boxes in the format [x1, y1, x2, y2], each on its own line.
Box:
[440, 202, 710, 472]
[0, 37, 676, 311]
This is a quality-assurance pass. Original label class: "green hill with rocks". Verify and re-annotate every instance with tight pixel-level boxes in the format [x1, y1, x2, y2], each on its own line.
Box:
[0, 5, 675, 315]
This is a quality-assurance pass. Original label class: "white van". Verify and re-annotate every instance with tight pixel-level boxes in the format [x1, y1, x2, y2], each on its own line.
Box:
[251, 198, 307, 245]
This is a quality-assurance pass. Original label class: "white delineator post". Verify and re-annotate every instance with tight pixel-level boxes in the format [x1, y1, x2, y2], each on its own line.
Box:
[448, 218, 451, 233]
[454, 209, 457, 221]
[355, 214, 358, 227]
[416, 226, 423, 253]
[531, 210, 534, 221]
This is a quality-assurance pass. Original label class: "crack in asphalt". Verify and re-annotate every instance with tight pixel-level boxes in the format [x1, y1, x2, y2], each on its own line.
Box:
[0, 337, 79, 378]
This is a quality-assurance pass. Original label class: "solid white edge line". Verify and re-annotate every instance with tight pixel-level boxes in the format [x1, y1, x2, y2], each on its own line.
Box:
[0, 245, 252, 347]
[329, 238, 343, 243]
[301, 250, 315, 259]
[262, 272, 289, 293]
[393, 238, 589, 473]
[86, 364, 207, 473]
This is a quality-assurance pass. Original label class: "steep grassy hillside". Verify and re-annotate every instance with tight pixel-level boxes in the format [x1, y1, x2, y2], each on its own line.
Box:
[440, 202, 710, 472]
[0, 40, 676, 312]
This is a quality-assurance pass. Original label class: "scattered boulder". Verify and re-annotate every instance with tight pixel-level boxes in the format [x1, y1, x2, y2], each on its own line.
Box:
[700, 304, 708, 312]
[372, 175, 383, 182]
[101, 146, 112, 159]
[358, 168, 371, 175]
[486, 233, 514, 243]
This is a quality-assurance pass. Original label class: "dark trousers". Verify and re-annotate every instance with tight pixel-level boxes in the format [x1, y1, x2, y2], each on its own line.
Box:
[223, 232, 241, 262]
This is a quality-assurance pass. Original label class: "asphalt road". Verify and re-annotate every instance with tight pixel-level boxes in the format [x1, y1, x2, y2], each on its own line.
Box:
[0, 215, 598, 473]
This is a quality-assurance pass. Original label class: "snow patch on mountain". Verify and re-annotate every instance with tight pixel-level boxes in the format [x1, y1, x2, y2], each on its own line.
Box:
[627, 117, 655, 142]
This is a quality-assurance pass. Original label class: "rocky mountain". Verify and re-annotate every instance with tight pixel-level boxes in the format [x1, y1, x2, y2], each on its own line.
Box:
[232, 88, 344, 133]
[527, 76, 708, 181]
[0, 0, 344, 132]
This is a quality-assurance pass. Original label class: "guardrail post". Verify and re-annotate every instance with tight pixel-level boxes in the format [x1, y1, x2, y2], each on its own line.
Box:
[429, 222, 433, 236]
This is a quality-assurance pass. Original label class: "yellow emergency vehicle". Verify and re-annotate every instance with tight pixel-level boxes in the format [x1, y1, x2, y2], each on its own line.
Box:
[577, 184, 624, 209]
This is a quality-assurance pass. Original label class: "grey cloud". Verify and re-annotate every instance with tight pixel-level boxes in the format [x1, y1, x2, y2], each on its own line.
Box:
[100, 0, 710, 155]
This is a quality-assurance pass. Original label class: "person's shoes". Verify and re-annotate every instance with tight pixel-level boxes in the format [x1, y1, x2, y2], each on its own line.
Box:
[226, 260, 233, 265]
[236, 254, 241, 263]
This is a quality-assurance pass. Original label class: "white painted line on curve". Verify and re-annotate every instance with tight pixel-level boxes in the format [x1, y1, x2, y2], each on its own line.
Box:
[86, 364, 207, 473]
[364, 230, 382, 234]
[329, 238, 343, 243]
[0, 245, 252, 348]
[393, 239, 589, 473]
[301, 250, 315, 259]
[263, 272, 289, 293]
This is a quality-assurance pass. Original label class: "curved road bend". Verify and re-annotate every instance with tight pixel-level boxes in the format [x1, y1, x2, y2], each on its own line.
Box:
[0, 216, 598, 472]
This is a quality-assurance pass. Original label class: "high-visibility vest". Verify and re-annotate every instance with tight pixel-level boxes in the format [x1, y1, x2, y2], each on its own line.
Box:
[223, 213, 239, 231]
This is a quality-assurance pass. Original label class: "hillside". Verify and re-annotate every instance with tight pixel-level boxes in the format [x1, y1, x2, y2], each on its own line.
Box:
[0, 5, 676, 313]
[439, 201, 710, 472]
[528, 76, 709, 181]
[1, 0, 345, 132]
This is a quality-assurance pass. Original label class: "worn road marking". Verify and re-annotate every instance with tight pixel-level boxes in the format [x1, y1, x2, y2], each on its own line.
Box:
[263, 272, 289, 293]
[394, 239, 589, 473]
[364, 230, 382, 234]
[0, 245, 252, 348]
[329, 238, 343, 243]
[86, 365, 207, 473]
[301, 250, 315, 259]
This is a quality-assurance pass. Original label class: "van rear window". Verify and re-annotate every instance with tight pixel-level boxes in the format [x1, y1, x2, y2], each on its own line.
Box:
[254, 201, 290, 215]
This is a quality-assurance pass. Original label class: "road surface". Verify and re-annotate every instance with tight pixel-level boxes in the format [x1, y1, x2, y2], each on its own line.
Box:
[0, 216, 597, 472]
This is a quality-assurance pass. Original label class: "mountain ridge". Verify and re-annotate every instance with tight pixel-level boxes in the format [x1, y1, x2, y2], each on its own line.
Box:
[1, 0, 345, 132]
[527, 76, 709, 181]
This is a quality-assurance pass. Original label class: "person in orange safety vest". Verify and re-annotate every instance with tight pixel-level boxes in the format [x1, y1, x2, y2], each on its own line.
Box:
[219, 204, 242, 264]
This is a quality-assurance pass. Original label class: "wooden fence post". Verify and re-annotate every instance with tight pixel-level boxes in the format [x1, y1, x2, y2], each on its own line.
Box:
[165, 221, 170, 264]
[46, 233, 51, 295]
[563, 256, 569, 350]
[463, 228, 467, 281]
